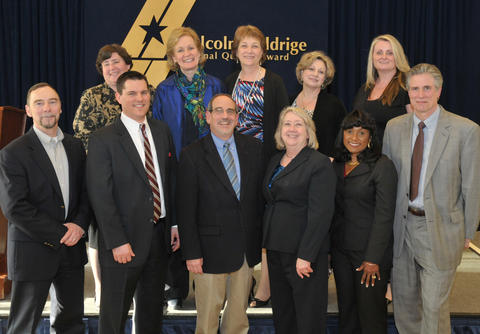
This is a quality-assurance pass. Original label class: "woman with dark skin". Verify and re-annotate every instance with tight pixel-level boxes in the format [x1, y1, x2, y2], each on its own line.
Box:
[331, 110, 397, 333]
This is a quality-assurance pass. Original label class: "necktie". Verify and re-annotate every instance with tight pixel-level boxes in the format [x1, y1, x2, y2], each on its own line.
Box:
[222, 143, 240, 199]
[140, 124, 161, 222]
[410, 121, 426, 200]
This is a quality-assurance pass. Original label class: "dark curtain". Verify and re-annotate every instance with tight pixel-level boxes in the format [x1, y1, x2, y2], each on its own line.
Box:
[0, 0, 85, 133]
[328, 0, 480, 124]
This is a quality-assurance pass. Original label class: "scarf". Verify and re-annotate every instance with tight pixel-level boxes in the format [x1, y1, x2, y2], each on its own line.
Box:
[174, 67, 208, 135]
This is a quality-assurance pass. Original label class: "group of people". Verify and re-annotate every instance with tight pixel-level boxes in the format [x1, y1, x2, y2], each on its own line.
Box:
[0, 23, 478, 334]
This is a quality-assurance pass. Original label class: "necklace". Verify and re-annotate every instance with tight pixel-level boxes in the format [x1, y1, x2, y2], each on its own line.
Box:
[232, 67, 262, 113]
[347, 160, 359, 166]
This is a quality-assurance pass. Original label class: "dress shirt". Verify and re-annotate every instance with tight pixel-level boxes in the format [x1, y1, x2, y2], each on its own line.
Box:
[121, 113, 166, 218]
[210, 132, 241, 186]
[409, 107, 440, 209]
[33, 126, 69, 219]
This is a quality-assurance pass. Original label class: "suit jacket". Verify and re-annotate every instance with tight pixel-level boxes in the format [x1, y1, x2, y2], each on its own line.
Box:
[177, 133, 264, 274]
[86, 118, 176, 267]
[263, 147, 336, 262]
[0, 129, 90, 281]
[331, 155, 397, 267]
[383, 106, 480, 270]
[291, 90, 346, 157]
[152, 74, 225, 157]
[225, 69, 289, 159]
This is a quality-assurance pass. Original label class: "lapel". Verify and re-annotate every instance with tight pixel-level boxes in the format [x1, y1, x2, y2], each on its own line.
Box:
[272, 146, 311, 183]
[345, 161, 371, 178]
[26, 129, 63, 200]
[113, 119, 150, 187]
[235, 133, 249, 201]
[400, 113, 414, 188]
[263, 151, 283, 202]
[62, 134, 76, 214]
[424, 107, 450, 186]
[202, 134, 238, 199]
[148, 119, 167, 187]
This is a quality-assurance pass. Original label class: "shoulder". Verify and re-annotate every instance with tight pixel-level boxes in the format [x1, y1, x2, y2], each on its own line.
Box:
[385, 112, 410, 129]
[307, 148, 332, 166]
[264, 70, 285, 84]
[156, 75, 176, 90]
[205, 74, 223, 86]
[1, 132, 32, 156]
[81, 83, 105, 96]
[317, 91, 345, 108]
[373, 154, 395, 170]
[442, 108, 479, 130]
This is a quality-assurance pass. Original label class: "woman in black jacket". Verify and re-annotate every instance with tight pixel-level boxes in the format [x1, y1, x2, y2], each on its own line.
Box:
[331, 110, 398, 333]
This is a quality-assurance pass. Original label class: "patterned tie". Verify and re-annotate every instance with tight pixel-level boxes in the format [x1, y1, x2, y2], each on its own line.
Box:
[222, 143, 240, 199]
[140, 124, 161, 222]
[410, 121, 426, 200]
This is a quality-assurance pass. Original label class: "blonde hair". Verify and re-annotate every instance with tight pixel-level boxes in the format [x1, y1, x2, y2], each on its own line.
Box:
[274, 106, 318, 150]
[365, 34, 410, 105]
[296, 51, 335, 87]
[231, 25, 267, 64]
[166, 27, 206, 71]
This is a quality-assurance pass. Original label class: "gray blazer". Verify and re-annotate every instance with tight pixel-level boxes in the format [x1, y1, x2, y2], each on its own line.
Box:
[383, 106, 480, 270]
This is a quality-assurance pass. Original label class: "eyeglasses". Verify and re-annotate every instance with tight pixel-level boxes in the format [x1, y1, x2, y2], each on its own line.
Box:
[209, 107, 237, 116]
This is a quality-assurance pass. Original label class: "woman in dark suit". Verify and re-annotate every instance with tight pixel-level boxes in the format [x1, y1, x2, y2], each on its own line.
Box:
[263, 106, 336, 334]
[291, 50, 346, 156]
[331, 110, 397, 333]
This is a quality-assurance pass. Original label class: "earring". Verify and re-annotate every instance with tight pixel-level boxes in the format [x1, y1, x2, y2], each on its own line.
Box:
[368, 140, 371, 149]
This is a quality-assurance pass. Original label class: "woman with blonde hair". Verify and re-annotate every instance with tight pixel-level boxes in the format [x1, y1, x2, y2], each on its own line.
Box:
[292, 50, 346, 156]
[153, 26, 224, 157]
[353, 34, 410, 141]
[263, 106, 335, 333]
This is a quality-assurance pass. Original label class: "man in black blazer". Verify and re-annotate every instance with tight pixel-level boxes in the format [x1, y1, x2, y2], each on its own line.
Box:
[0, 83, 90, 334]
[86, 71, 178, 334]
[177, 94, 264, 334]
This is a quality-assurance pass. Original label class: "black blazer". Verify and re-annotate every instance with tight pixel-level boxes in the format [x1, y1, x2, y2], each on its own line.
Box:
[177, 133, 264, 274]
[0, 129, 90, 281]
[331, 155, 397, 266]
[86, 118, 176, 267]
[290, 90, 346, 157]
[263, 147, 336, 262]
[225, 69, 289, 160]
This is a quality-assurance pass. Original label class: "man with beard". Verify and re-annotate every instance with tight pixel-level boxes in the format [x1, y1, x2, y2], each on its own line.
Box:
[0, 83, 90, 333]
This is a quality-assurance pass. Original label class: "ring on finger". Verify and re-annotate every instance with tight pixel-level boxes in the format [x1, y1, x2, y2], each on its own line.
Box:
[372, 275, 377, 279]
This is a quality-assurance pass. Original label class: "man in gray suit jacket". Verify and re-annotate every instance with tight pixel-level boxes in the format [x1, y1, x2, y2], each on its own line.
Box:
[383, 63, 480, 334]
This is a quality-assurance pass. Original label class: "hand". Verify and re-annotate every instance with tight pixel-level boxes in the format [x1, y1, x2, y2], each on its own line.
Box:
[171, 226, 180, 252]
[465, 238, 471, 249]
[60, 223, 84, 246]
[186, 258, 203, 274]
[356, 261, 380, 287]
[112, 243, 135, 264]
[296, 258, 313, 279]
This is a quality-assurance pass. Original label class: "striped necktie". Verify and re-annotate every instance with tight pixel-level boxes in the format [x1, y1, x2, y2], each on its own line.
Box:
[140, 124, 161, 222]
[222, 143, 240, 199]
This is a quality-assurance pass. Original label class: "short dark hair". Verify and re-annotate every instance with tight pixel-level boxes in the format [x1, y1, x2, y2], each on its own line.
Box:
[96, 44, 133, 75]
[206, 93, 238, 113]
[333, 110, 381, 163]
[116, 71, 149, 94]
[26, 82, 57, 105]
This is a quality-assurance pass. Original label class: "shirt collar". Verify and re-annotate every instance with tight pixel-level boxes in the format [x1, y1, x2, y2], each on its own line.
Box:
[121, 112, 148, 132]
[33, 125, 64, 145]
[210, 132, 234, 151]
[413, 106, 440, 129]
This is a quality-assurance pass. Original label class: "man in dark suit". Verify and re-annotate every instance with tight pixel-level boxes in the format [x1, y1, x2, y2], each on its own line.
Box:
[177, 93, 264, 334]
[86, 71, 178, 334]
[383, 63, 480, 333]
[0, 83, 90, 334]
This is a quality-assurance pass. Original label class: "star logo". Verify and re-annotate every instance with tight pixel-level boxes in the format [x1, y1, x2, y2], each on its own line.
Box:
[140, 16, 167, 49]
[122, 0, 196, 87]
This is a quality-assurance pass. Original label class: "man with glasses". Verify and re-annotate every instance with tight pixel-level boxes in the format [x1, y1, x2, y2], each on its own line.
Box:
[177, 94, 264, 334]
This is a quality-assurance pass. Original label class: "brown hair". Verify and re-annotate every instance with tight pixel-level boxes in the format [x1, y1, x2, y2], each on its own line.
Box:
[95, 44, 133, 75]
[295, 51, 336, 87]
[231, 25, 267, 64]
[26, 82, 57, 105]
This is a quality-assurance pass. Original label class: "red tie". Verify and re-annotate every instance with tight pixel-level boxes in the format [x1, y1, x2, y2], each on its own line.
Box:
[410, 121, 426, 200]
[140, 124, 161, 222]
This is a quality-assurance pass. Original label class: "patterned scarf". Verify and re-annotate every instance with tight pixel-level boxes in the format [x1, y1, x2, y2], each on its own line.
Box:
[174, 67, 207, 135]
